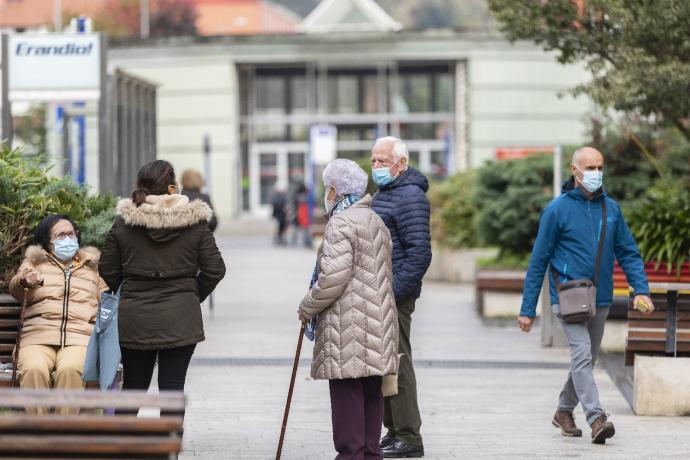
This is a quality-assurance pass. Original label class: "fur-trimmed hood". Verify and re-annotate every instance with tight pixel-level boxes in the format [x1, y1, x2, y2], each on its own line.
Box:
[116, 194, 214, 243]
[116, 194, 213, 230]
[24, 244, 100, 269]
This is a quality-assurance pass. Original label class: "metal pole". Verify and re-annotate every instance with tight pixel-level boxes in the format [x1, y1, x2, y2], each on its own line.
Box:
[140, 0, 150, 38]
[1, 34, 12, 147]
[54, 0, 62, 32]
[554, 144, 563, 198]
[541, 144, 567, 347]
[203, 134, 211, 194]
[98, 33, 109, 193]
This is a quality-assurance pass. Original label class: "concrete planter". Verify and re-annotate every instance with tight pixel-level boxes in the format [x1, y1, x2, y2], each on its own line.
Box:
[600, 319, 627, 353]
[634, 355, 690, 416]
[425, 245, 497, 284]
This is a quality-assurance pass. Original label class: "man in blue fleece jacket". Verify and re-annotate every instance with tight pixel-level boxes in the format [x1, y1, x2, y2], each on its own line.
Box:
[519, 147, 653, 444]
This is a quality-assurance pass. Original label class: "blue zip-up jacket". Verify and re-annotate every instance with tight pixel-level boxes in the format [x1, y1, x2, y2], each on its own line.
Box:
[372, 167, 432, 303]
[520, 178, 649, 318]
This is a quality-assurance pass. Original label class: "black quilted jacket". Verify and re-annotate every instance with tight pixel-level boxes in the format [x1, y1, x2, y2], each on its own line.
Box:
[372, 167, 432, 302]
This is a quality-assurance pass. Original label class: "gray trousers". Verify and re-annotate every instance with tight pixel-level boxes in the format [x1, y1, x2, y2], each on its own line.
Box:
[555, 305, 609, 426]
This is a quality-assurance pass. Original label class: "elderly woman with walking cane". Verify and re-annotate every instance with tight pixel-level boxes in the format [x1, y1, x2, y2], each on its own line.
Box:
[296, 159, 399, 460]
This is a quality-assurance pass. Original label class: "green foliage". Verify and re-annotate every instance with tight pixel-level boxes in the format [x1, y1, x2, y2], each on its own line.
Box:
[0, 147, 117, 292]
[477, 253, 531, 270]
[428, 171, 478, 249]
[472, 154, 555, 258]
[81, 207, 118, 248]
[488, 0, 690, 143]
[627, 180, 690, 275]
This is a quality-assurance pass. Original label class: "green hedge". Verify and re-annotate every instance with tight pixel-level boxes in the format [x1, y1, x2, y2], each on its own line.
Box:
[429, 123, 690, 269]
[428, 171, 477, 249]
[0, 147, 117, 292]
[627, 180, 690, 274]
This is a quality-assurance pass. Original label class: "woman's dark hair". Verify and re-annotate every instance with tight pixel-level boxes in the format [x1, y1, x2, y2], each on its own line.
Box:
[132, 160, 176, 207]
[33, 214, 81, 252]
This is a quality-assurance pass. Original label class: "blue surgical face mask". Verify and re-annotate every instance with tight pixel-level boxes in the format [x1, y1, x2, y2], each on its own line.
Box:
[52, 237, 79, 261]
[372, 167, 395, 187]
[577, 168, 603, 193]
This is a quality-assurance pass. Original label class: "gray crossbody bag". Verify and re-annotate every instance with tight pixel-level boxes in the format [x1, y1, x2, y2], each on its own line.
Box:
[552, 200, 607, 323]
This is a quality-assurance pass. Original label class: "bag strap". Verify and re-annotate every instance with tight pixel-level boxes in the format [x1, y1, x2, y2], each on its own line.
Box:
[593, 199, 607, 287]
[551, 197, 608, 288]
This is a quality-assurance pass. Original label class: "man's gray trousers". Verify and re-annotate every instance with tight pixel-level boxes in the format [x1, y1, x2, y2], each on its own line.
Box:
[555, 305, 610, 426]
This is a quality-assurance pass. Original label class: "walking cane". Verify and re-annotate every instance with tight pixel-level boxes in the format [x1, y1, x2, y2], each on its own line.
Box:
[276, 321, 306, 460]
[10, 287, 30, 388]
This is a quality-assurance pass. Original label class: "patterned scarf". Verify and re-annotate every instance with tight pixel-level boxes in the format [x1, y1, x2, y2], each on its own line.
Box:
[304, 193, 363, 341]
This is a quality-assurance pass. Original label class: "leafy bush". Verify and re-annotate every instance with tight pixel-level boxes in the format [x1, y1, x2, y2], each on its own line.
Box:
[428, 171, 477, 249]
[477, 252, 531, 270]
[627, 180, 690, 275]
[472, 154, 555, 258]
[0, 147, 117, 292]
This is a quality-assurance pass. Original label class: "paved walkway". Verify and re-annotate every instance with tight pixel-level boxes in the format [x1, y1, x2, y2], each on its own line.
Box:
[178, 236, 690, 459]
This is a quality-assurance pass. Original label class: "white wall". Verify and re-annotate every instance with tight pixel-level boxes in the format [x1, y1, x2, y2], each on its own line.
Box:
[467, 53, 592, 166]
[107, 52, 240, 222]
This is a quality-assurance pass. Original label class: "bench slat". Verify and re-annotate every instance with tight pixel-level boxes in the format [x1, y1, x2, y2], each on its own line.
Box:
[626, 341, 690, 352]
[0, 331, 18, 339]
[0, 307, 20, 316]
[0, 319, 19, 328]
[0, 389, 185, 411]
[0, 434, 181, 454]
[628, 330, 690, 341]
[629, 320, 690, 329]
[0, 415, 183, 433]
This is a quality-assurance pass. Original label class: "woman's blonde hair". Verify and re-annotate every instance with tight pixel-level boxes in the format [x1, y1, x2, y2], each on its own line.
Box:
[181, 169, 204, 192]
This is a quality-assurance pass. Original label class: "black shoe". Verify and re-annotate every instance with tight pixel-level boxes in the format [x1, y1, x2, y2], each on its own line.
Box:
[382, 439, 424, 458]
[380, 432, 396, 450]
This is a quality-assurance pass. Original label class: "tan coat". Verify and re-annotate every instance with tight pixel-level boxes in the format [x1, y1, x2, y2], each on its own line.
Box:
[9, 245, 107, 347]
[299, 195, 399, 380]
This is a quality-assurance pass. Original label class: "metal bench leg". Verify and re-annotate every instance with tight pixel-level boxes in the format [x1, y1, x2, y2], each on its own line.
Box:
[665, 290, 679, 356]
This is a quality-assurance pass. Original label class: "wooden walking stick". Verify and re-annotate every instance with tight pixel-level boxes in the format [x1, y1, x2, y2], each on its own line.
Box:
[276, 321, 306, 460]
[10, 287, 30, 388]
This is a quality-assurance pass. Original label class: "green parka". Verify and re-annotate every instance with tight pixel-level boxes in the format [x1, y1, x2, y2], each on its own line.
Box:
[99, 194, 226, 350]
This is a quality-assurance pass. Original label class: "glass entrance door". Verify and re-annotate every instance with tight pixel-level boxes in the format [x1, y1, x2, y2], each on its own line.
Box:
[249, 143, 308, 215]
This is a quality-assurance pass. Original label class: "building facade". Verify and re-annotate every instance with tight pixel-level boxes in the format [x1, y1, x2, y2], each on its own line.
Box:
[109, 27, 591, 220]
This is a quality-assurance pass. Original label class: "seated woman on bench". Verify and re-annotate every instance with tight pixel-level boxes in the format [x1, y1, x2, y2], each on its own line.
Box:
[9, 215, 106, 413]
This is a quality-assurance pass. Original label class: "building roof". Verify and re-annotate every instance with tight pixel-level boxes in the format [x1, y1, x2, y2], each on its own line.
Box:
[0, 0, 104, 29]
[193, 0, 300, 36]
[297, 0, 402, 34]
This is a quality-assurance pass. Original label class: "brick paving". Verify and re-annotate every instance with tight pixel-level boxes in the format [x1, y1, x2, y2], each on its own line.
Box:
[176, 236, 690, 459]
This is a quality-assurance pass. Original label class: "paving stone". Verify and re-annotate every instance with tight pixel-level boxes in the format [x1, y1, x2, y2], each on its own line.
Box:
[173, 236, 690, 459]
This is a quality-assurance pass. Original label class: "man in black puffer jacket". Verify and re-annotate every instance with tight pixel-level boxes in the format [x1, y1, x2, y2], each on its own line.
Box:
[371, 136, 432, 458]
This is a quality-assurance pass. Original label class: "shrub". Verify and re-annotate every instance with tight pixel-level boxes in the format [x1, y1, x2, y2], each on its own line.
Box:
[0, 147, 117, 292]
[472, 154, 555, 258]
[627, 180, 690, 275]
[428, 171, 477, 249]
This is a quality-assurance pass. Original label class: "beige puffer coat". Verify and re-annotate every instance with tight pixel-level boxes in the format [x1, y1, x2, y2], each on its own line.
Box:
[299, 195, 399, 380]
[9, 245, 107, 347]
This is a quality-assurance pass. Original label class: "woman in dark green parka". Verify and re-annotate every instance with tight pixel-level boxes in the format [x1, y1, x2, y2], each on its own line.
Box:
[99, 160, 226, 398]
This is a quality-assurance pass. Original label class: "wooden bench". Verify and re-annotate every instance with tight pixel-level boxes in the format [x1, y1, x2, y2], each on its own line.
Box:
[0, 294, 120, 388]
[475, 270, 525, 317]
[625, 283, 690, 365]
[0, 388, 185, 459]
[0, 294, 21, 387]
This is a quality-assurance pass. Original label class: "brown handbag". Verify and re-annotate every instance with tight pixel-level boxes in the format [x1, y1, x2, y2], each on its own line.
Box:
[553, 200, 607, 323]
